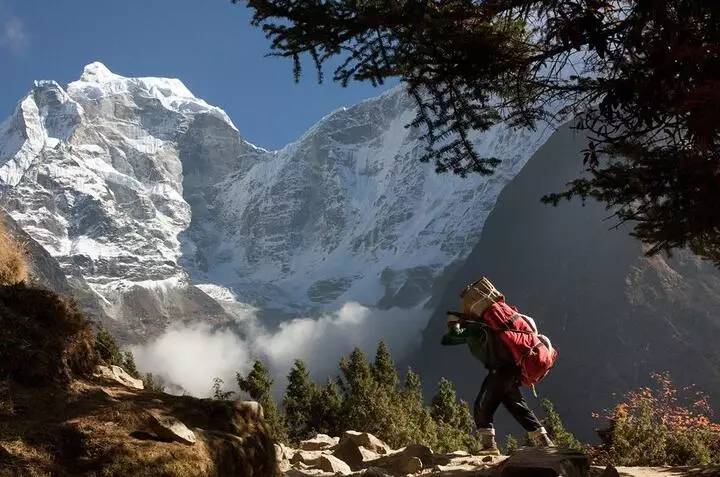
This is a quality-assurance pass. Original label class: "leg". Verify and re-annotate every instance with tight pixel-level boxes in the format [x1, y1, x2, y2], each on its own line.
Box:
[473, 370, 509, 429]
[501, 382, 543, 431]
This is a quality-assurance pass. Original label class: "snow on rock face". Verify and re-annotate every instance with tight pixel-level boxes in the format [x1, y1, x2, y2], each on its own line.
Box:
[188, 88, 555, 311]
[0, 62, 557, 339]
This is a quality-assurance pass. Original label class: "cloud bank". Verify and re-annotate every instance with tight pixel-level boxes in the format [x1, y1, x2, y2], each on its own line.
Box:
[132, 302, 429, 397]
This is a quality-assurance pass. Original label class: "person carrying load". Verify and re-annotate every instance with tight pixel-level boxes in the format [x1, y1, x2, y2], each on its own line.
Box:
[441, 277, 558, 453]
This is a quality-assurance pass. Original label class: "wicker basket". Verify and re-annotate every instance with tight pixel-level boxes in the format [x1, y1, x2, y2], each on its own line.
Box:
[460, 277, 504, 318]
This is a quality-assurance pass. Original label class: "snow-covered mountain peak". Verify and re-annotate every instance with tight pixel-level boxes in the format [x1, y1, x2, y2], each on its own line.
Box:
[0, 65, 559, 340]
[79, 61, 119, 83]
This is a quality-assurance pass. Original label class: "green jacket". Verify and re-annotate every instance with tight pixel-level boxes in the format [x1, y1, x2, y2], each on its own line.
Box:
[441, 321, 513, 369]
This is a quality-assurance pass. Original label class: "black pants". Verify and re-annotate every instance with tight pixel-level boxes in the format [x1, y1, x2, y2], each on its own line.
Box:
[473, 367, 543, 432]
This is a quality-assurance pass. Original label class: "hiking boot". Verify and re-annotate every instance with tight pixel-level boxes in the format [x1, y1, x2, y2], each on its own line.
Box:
[527, 427, 555, 448]
[476, 427, 500, 454]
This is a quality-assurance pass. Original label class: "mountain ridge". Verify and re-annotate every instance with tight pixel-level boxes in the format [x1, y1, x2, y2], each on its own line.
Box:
[0, 62, 557, 341]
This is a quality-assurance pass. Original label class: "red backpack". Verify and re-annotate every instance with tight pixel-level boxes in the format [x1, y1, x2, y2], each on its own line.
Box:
[480, 301, 558, 386]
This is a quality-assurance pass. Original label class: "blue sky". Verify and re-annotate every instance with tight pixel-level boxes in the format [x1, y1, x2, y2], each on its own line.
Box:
[0, 0, 396, 149]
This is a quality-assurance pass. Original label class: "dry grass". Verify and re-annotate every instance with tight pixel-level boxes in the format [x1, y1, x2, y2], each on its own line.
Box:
[0, 379, 280, 477]
[0, 218, 27, 286]
[0, 284, 97, 386]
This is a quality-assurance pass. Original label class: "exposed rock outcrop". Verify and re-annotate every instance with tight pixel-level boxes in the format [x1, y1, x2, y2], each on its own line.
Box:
[0, 375, 279, 476]
[0, 264, 278, 476]
[94, 364, 144, 390]
[280, 432, 506, 476]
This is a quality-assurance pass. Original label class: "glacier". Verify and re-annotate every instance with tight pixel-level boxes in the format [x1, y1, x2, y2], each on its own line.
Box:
[0, 62, 558, 341]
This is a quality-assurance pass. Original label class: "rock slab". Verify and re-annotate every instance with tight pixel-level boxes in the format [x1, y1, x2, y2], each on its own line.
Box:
[499, 448, 589, 477]
[94, 365, 144, 390]
[301, 433, 340, 451]
[146, 409, 197, 445]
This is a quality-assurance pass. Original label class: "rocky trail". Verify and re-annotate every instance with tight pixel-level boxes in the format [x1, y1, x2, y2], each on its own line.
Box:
[276, 431, 720, 477]
[2, 362, 718, 477]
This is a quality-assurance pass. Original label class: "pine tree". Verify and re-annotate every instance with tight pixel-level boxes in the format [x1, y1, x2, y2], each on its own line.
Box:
[94, 328, 123, 366]
[372, 341, 398, 389]
[541, 399, 584, 451]
[403, 368, 423, 400]
[237, 360, 288, 442]
[284, 360, 317, 442]
[338, 348, 376, 432]
[505, 434, 519, 455]
[431, 378, 477, 453]
[396, 368, 439, 449]
[431, 378, 461, 426]
[310, 378, 343, 437]
[122, 351, 139, 378]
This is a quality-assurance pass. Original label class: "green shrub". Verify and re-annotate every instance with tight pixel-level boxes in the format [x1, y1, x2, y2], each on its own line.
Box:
[593, 373, 720, 466]
[541, 399, 584, 451]
[504, 434, 519, 455]
[211, 377, 235, 400]
[94, 328, 123, 367]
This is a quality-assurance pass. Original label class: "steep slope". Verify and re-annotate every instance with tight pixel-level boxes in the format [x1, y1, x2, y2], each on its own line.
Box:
[416, 124, 720, 439]
[1, 209, 68, 293]
[0, 63, 558, 340]
[0, 63, 256, 340]
[0, 208, 112, 325]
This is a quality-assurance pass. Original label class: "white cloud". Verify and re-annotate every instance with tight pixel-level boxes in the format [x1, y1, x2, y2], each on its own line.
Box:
[131, 323, 252, 397]
[131, 302, 429, 398]
[1, 14, 28, 55]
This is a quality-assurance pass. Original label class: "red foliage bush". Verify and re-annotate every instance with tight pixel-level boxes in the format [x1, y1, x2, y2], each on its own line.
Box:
[592, 373, 720, 466]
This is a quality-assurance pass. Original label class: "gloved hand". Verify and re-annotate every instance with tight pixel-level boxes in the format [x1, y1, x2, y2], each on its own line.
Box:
[446, 311, 465, 331]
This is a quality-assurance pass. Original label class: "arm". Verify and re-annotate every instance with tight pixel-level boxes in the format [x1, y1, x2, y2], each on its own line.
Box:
[441, 311, 469, 346]
[441, 327, 469, 346]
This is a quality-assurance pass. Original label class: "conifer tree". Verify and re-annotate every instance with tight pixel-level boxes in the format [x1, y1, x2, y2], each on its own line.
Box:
[431, 377, 477, 452]
[402, 368, 423, 400]
[237, 360, 288, 441]
[431, 378, 462, 426]
[94, 328, 123, 366]
[372, 341, 398, 389]
[541, 399, 584, 451]
[338, 348, 376, 431]
[310, 378, 343, 437]
[284, 359, 317, 442]
[122, 351, 139, 378]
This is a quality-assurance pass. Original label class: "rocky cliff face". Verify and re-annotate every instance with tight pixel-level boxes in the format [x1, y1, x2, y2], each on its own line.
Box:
[416, 124, 720, 440]
[0, 63, 556, 340]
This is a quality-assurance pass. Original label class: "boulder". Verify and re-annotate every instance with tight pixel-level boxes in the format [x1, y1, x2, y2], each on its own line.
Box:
[363, 444, 433, 475]
[397, 456, 423, 474]
[301, 433, 340, 451]
[597, 465, 620, 477]
[360, 468, 393, 476]
[95, 365, 144, 390]
[284, 469, 331, 476]
[317, 455, 352, 475]
[146, 409, 196, 445]
[276, 442, 295, 461]
[340, 431, 390, 455]
[333, 440, 380, 469]
[290, 450, 325, 466]
[498, 448, 589, 477]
